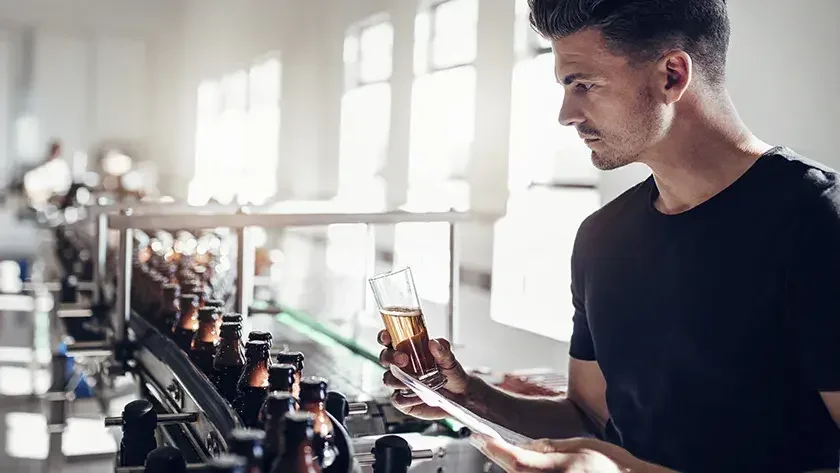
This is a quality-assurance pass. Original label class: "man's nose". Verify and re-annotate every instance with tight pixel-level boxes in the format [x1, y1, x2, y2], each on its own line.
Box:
[559, 97, 585, 127]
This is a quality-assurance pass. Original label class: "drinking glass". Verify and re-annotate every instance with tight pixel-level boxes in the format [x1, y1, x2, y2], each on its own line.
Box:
[369, 267, 446, 391]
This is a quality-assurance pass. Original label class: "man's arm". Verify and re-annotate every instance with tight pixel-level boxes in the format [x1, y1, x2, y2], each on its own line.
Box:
[461, 357, 610, 440]
[820, 392, 840, 429]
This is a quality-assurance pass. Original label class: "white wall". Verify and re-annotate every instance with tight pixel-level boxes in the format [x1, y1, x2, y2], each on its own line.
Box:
[168, 0, 840, 372]
[0, 0, 181, 180]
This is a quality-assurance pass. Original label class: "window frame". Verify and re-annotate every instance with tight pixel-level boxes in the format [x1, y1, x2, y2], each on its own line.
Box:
[345, 13, 393, 89]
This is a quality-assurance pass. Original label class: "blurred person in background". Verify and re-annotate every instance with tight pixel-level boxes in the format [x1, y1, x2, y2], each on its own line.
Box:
[379, 0, 840, 472]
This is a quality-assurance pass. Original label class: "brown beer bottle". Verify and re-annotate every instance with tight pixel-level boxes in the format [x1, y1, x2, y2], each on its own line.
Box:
[172, 294, 199, 351]
[276, 351, 304, 388]
[234, 340, 271, 428]
[213, 322, 246, 403]
[223, 313, 244, 325]
[157, 283, 180, 332]
[205, 299, 225, 331]
[248, 331, 273, 349]
[261, 392, 298, 471]
[270, 412, 322, 473]
[299, 377, 336, 468]
[227, 428, 265, 473]
[190, 307, 220, 375]
[268, 363, 299, 399]
[182, 281, 207, 307]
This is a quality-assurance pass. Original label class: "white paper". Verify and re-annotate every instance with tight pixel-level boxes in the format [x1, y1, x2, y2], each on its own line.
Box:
[390, 365, 533, 446]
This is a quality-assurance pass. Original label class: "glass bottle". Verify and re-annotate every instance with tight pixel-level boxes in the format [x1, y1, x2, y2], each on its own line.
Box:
[172, 294, 199, 351]
[270, 412, 322, 473]
[261, 392, 298, 472]
[143, 446, 186, 473]
[213, 322, 247, 403]
[299, 377, 335, 466]
[205, 299, 225, 331]
[268, 363, 299, 399]
[234, 340, 271, 428]
[223, 313, 244, 325]
[276, 351, 305, 388]
[190, 307, 220, 375]
[118, 400, 157, 467]
[248, 331, 273, 350]
[157, 283, 180, 332]
[227, 428, 265, 473]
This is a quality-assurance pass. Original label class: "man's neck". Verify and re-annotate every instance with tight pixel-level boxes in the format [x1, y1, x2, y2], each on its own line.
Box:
[643, 93, 772, 215]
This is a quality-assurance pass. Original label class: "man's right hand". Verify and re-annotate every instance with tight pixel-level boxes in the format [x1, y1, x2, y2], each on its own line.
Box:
[378, 330, 471, 420]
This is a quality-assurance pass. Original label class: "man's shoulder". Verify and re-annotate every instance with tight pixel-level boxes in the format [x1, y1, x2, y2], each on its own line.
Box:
[577, 175, 652, 239]
[763, 147, 840, 205]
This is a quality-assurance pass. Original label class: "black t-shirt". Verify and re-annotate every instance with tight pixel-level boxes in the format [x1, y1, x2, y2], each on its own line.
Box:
[570, 147, 840, 472]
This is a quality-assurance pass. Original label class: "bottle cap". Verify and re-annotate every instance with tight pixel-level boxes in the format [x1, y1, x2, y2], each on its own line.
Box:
[268, 364, 297, 392]
[223, 313, 243, 324]
[299, 376, 329, 403]
[248, 331, 272, 345]
[227, 428, 265, 463]
[206, 454, 248, 473]
[144, 446, 186, 473]
[179, 294, 198, 307]
[284, 411, 316, 443]
[220, 322, 242, 339]
[276, 351, 304, 372]
[121, 399, 157, 433]
[205, 299, 225, 309]
[198, 307, 219, 323]
[263, 392, 298, 420]
[245, 340, 270, 360]
[162, 283, 180, 296]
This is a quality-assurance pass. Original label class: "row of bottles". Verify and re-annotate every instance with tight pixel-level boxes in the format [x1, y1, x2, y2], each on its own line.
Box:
[113, 399, 324, 472]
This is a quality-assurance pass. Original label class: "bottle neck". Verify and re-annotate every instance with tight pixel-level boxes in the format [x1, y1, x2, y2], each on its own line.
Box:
[194, 321, 218, 343]
[244, 359, 270, 388]
[176, 307, 198, 329]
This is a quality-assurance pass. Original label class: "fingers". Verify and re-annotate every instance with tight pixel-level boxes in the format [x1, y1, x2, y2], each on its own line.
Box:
[472, 435, 570, 473]
[382, 370, 407, 390]
[523, 439, 556, 454]
[388, 391, 448, 420]
[378, 348, 409, 368]
[377, 330, 391, 346]
[429, 338, 459, 371]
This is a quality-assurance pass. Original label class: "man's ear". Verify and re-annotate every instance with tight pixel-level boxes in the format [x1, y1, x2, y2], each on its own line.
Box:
[656, 50, 692, 104]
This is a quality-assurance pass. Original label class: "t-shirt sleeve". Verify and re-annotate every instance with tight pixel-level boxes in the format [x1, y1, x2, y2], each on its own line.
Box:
[792, 182, 840, 391]
[569, 222, 596, 361]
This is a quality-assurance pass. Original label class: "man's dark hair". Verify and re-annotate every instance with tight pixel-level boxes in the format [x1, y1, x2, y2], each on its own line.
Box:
[528, 0, 731, 84]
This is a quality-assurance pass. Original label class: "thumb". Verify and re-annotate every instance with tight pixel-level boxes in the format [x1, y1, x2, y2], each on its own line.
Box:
[429, 338, 460, 371]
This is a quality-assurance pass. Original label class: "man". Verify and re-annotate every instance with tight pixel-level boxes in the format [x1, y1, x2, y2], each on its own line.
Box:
[378, 0, 840, 472]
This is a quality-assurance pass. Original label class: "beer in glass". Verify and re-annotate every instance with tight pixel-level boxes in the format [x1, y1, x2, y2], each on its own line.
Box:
[369, 267, 446, 391]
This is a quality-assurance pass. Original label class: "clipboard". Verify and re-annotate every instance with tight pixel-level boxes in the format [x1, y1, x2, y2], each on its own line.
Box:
[389, 365, 533, 446]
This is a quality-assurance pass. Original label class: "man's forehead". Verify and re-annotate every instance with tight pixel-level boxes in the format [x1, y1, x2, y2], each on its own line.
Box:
[551, 29, 627, 77]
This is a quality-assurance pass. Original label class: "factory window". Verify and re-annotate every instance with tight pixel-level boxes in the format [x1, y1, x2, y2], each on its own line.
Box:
[330, 19, 394, 277]
[489, 0, 601, 341]
[190, 56, 281, 206]
[337, 18, 392, 206]
[396, 0, 478, 304]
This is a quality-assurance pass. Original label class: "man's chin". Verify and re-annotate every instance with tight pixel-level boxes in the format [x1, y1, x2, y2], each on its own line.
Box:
[590, 151, 628, 171]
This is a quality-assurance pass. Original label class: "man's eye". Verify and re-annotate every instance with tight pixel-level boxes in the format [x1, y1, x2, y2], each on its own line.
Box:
[575, 83, 594, 93]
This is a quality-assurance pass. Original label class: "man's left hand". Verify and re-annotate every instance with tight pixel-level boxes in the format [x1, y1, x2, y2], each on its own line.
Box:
[471, 434, 677, 473]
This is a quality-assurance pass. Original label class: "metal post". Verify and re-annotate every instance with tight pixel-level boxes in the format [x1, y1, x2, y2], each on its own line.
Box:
[364, 224, 376, 312]
[45, 353, 69, 473]
[114, 227, 134, 343]
[92, 212, 108, 305]
[235, 226, 254, 318]
[447, 222, 460, 346]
